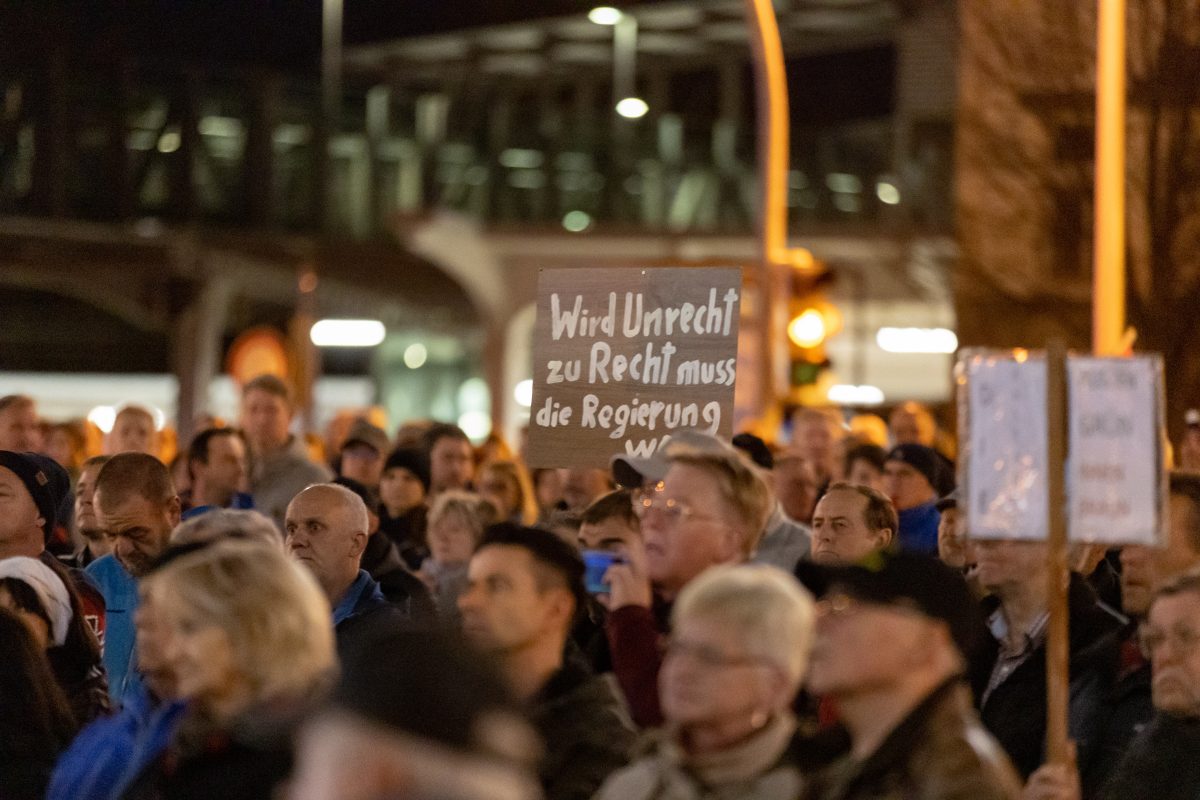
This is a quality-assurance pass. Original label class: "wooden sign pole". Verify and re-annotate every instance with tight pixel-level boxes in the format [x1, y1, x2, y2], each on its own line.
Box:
[1045, 340, 1071, 765]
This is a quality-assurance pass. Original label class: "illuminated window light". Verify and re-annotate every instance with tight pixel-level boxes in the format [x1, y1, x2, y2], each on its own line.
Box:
[588, 6, 624, 25]
[310, 319, 386, 348]
[615, 97, 649, 119]
[876, 327, 958, 354]
[828, 384, 885, 406]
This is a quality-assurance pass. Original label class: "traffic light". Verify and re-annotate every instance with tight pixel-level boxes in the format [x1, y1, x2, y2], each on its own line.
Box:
[786, 270, 839, 397]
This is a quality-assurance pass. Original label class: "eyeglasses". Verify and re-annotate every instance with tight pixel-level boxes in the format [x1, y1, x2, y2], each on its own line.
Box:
[632, 494, 718, 525]
[661, 636, 768, 669]
[630, 482, 718, 525]
[1139, 625, 1200, 659]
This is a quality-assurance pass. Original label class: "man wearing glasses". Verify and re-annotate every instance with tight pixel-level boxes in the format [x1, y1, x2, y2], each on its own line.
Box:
[801, 551, 1022, 800]
[605, 432, 773, 728]
[1097, 571, 1200, 800]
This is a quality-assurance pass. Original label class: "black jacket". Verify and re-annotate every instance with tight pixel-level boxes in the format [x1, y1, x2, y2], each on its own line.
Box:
[970, 574, 1123, 780]
[360, 532, 436, 623]
[1081, 624, 1153, 798]
[1100, 712, 1200, 800]
[121, 703, 306, 800]
[530, 658, 636, 800]
[378, 505, 428, 570]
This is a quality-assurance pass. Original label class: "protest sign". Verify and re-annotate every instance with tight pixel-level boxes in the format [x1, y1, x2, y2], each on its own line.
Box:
[525, 267, 742, 468]
[958, 350, 1051, 540]
[1067, 356, 1165, 545]
[958, 349, 1165, 545]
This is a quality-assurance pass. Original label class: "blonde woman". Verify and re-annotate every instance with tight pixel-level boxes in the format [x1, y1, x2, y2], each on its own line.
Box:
[594, 565, 815, 800]
[418, 491, 498, 622]
[121, 539, 335, 799]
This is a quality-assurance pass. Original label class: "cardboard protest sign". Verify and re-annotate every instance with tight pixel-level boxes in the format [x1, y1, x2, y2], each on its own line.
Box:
[525, 267, 742, 468]
[958, 351, 1051, 540]
[1067, 356, 1165, 546]
[958, 349, 1166, 545]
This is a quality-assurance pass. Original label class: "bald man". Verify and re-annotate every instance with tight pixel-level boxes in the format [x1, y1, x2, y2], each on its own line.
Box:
[285, 484, 410, 654]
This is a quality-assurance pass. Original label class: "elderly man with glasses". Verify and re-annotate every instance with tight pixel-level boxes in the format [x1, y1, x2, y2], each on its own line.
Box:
[604, 432, 774, 728]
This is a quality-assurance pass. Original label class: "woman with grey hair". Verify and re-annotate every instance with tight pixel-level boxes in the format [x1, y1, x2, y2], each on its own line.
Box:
[593, 564, 816, 800]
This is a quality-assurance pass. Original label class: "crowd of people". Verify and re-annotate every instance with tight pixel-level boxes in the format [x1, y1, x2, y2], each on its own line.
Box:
[1, 383, 1199, 800]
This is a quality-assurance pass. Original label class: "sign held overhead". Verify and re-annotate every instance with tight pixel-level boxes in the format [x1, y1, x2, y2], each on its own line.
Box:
[526, 267, 742, 469]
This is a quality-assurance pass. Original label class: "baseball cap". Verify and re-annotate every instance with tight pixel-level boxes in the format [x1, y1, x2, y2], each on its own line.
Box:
[609, 429, 739, 488]
[343, 420, 389, 456]
[797, 550, 983, 658]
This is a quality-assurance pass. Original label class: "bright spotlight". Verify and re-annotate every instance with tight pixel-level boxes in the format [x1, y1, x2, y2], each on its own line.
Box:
[615, 97, 649, 119]
[88, 406, 117, 434]
[309, 319, 386, 348]
[588, 6, 623, 25]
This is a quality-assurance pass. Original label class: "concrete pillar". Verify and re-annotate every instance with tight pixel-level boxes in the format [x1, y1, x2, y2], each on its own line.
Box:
[172, 272, 234, 444]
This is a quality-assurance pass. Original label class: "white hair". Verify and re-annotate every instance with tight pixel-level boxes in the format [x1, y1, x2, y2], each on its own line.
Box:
[672, 564, 816, 693]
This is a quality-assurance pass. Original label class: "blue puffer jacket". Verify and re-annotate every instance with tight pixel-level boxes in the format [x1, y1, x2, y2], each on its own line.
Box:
[46, 683, 187, 800]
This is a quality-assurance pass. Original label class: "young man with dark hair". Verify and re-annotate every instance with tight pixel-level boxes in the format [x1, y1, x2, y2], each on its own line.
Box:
[422, 422, 475, 496]
[240, 374, 332, 527]
[459, 523, 634, 800]
[577, 490, 639, 552]
[182, 427, 252, 520]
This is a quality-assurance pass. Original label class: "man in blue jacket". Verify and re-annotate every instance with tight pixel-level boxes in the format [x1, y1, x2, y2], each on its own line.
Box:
[285, 483, 410, 657]
[882, 444, 946, 555]
[87, 452, 181, 702]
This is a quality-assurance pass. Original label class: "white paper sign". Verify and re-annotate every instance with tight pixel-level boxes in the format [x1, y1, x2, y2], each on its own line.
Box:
[1067, 357, 1162, 545]
[963, 353, 1049, 540]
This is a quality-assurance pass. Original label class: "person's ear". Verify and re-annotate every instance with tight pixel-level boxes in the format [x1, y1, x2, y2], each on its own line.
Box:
[166, 495, 182, 527]
[875, 528, 895, 552]
[349, 531, 368, 558]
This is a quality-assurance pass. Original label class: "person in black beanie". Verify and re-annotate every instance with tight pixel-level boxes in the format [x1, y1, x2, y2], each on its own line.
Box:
[0, 450, 108, 722]
[882, 444, 949, 556]
[377, 447, 432, 569]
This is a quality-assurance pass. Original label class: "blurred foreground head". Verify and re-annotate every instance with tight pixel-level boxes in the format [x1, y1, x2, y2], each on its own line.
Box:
[289, 623, 541, 800]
